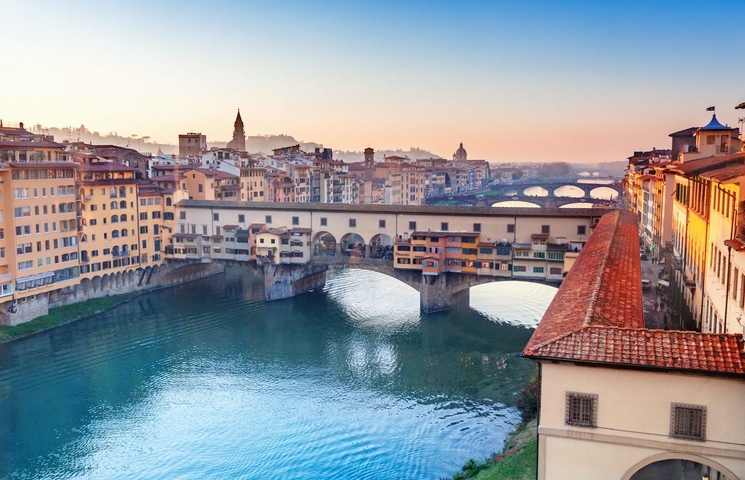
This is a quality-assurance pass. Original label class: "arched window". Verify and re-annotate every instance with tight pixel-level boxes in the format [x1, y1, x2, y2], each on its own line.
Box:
[120, 200, 126, 209]
[81, 219, 87, 226]
[119, 186, 126, 198]
[112, 230, 120, 238]
[109, 187, 117, 198]
[79, 188, 85, 198]
[122, 244, 129, 255]
[81, 234, 88, 242]
[112, 246, 120, 256]
[111, 215, 118, 223]
[120, 214, 127, 222]
[166, 197, 172, 206]
[121, 229, 128, 237]
[110, 201, 118, 210]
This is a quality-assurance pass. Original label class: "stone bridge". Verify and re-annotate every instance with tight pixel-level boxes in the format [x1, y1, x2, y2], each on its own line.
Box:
[221, 255, 557, 313]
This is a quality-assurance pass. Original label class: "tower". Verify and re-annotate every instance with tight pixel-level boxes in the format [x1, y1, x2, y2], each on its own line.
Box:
[227, 109, 246, 151]
[453, 142, 467, 161]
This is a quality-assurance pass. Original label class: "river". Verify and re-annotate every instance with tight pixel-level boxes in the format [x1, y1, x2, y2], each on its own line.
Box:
[0, 268, 557, 479]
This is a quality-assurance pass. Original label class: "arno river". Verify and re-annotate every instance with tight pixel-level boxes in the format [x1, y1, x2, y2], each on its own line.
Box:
[0, 268, 557, 479]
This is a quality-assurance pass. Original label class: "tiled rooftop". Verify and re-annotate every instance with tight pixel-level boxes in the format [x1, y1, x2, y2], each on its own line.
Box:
[177, 199, 614, 218]
[523, 209, 745, 377]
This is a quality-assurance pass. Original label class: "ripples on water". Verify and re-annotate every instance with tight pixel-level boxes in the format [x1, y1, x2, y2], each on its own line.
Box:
[0, 268, 555, 479]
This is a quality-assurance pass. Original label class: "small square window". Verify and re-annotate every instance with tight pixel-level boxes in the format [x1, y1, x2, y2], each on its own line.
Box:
[507, 224, 515, 233]
[238, 214, 245, 223]
[265, 215, 272, 224]
[565, 392, 597, 428]
[292, 216, 299, 226]
[577, 225, 587, 235]
[409, 221, 417, 231]
[379, 219, 386, 228]
[670, 403, 706, 441]
[542, 225, 550, 234]
[320, 217, 327, 227]
[349, 218, 357, 228]
[213, 213, 219, 221]
[441, 222, 449, 231]
[473, 223, 481, 232]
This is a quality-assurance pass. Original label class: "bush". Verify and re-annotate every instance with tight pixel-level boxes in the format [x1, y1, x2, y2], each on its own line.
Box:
[516, 374, 540, 423]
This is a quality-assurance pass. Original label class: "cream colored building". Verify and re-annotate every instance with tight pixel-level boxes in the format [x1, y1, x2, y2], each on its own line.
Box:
[524, 209, 745, 480]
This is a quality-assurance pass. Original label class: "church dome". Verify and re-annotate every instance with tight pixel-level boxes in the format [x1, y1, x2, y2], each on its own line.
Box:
[454, 142, 467, 160]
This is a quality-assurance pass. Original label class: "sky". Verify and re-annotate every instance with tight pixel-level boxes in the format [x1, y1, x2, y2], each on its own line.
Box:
[3, 0, 745, 163]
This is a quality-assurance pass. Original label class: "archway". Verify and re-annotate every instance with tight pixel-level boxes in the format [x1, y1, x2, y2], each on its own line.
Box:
[553, 185, 585, 198]
[313, 231, 337, 256]
[369, 233, 394, 259]
[590, 186, 619, 201]
[341, 233, 366, 257]
[623, 453, 739, 480]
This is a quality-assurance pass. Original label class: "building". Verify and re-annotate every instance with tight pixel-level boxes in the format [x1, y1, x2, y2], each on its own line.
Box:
[226, 110, 246, 151]
[453, 142, 467, 161]
[0, 123, 81, 323]
[523, 209, 745, 480]
[178, 132, 207, 157]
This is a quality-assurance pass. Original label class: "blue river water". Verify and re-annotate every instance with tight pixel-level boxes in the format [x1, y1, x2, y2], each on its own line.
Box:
[0, 268, 557, 479]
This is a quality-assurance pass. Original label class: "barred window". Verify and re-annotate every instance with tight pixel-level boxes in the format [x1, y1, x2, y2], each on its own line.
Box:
[670, 403, 706, 441]
[565, 392, 597, 427]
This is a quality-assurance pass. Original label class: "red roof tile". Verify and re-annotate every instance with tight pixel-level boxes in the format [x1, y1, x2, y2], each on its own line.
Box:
[523, 210, 745, 377]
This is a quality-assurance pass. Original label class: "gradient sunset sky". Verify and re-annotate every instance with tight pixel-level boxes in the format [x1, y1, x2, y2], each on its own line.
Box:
[3, 0, 744, 163]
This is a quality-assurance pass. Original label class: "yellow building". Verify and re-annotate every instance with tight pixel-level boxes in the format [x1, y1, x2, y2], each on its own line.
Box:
[77, 163, 140, 279]
[0, 124, 79, 324]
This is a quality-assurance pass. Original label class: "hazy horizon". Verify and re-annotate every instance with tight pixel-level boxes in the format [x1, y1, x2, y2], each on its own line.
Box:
[3, 0, 744, 164]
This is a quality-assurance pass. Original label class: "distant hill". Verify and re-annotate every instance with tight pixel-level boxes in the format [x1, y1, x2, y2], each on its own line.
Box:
[37, 124, 442, 161]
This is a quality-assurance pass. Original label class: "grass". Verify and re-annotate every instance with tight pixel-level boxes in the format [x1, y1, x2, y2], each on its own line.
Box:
[444, 420, 537, 480]
[0, 293, 137, 343]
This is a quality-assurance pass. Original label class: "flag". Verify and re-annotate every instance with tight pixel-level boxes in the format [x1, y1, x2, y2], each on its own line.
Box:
[706, 106, 715, 111]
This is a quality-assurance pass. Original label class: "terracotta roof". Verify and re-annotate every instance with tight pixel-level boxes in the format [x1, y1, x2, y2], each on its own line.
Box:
[698, 163, 745, 183]
[177, 200, 615, 219]
[667, 153, 745, 176]
[523, 209, 745, 377]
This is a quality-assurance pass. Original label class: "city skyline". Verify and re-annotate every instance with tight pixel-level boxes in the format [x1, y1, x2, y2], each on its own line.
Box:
[3, 0, 745, 162]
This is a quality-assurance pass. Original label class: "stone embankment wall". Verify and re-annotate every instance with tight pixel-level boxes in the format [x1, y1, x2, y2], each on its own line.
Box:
[1, 261, 224, 326]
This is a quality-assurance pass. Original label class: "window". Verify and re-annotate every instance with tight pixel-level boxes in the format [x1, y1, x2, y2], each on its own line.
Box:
[379, 219, 386, 228]
[473, 223, 481, 232]
[541, 225, 550, 234]
[140, 226, 148, 234]
[441, 222, 449, 231]
[565, 392, 597, 427]
[179, 211, 186, 220]
[320, 217, 327, 226]
[550, 267, 562, 275]
[513, 265, 527, 272]
[213, 213, 219, 221]
[238, 214, 245, 223]
[577, 225, 586, 235]
[670, 404, 706, 441]
[292, 216, 299, 226]
[507, 224, 515, 233]
[349, 218, 356, 228]
[265, 215, 272, 224]
[409, 221, 416, 230]
[533, 266, 544, 273]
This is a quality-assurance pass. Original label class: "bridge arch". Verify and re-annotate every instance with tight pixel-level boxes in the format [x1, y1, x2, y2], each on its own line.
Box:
[313, 231, 337, 256]
[589, 185, 619, 200]
[622, 452, 739, 480]
[369, 233, 394, 259]
[341, 233, 366, 257]
[552, 185, 585, 198]
[521, 186, 549, 197]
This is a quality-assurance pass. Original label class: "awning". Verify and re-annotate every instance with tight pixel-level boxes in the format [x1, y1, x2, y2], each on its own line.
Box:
[16, 272, 55, 283]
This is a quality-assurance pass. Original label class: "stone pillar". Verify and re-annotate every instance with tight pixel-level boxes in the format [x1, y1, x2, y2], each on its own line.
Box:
[261, 262, 328, 301]
[419, 272, 471, 313]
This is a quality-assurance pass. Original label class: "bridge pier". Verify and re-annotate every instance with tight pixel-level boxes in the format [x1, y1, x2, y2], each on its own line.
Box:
[420, 272, 473, 313]
[259, 262, 328, 301]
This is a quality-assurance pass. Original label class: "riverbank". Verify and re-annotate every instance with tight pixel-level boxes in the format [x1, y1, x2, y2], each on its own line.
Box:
[0, 292, 138, 344]
[445, 419, 537, 480]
